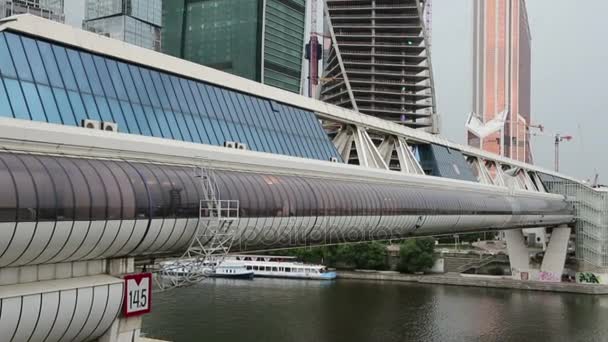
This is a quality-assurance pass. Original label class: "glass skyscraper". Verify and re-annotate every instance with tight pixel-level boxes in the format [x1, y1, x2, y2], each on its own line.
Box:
[0, 0, 64, 22]
[162, 0, 306, 94]
[83, 0, 162, 51]
[469, 0, 532, 163]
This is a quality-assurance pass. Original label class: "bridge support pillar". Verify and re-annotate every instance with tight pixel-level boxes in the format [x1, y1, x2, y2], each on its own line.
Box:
[504, 229, 529, 276]
[540, 225, 571, 279]
[98, 257, 144, 342]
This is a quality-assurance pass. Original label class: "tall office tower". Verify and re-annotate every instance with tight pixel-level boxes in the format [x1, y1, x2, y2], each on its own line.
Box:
[468, 0, 532, 163]
[162, 0, 306, 94]
[83, 0, 162, 51]
[0, 0, 64, 22]
[320, 0, 437, 132]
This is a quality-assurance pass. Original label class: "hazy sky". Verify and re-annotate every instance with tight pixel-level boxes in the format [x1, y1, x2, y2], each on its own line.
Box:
[433, 0, 608, 182]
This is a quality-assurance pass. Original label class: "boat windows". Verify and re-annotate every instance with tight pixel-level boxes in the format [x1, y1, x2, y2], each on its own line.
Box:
[272, 267, 278, 272]
[246, 266, 252, 270]
[285, 267, 291, 272]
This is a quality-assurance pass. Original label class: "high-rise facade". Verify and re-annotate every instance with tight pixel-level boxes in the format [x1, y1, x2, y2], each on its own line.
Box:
[468, 0, 532, 163]
[162, 0, 306, 94]
[320, 0, 437, 132]
[0, 0, 64, 22]
[83, 0, 162, 51]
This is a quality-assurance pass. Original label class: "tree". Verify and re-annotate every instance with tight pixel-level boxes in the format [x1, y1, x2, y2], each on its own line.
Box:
[397, 238, 436, 273]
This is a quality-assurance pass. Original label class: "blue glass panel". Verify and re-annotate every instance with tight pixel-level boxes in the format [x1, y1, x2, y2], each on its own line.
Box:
[107, 98, 128, 132]
[186, 81, 207, 116]
[168, 76, 189, 113]
[295, 108, 323, 158]
[116, 62, 140, 103]
[95, 96, 114, 122]
[128, 66, 151, 106]
[21, 81, 46, 122]
[52, 87, 77, 125]
[183, 113, 202, 142]
[0, 79, 14, 118]
[243, 97, 270, 150]
[0, 34, 17, 78]
[21, 36, 48, 85]
[227, 92, 255, 149]
[37, 84, 61, 124]
[209, 118, 226, 145]
[92, 56, 117, 98]
[163, 110, 182, 140]
[199, 84, 221, 119]
[119, 101, 141, 134]
[254, 99, 284, 154]
[105, 60, 128, 100]
[183, 80, 216, 144]
[66, 49, 91, 93]
[160, 74, 180, 111]
[131, 104, 151, 136]
[5, 34, 32, 81]
[191, 115, 210, 144]
[143, 106, 162, 137]
[139, 69, 161, 107]
[178, 78, 197, 114]
[234, 93, 256, 128]
[173, 112, 192, 142]
[51, 46, 78, 91]
[215, 89, 242, 142]
[153, 107, 172, 139]
[80, 53, 104, 96]
[149, 71, 170, 109]
[195, 84, 218, 119]
[36, 41, 63, 88]
[4, 79, 29, 120]
[67, 91, 87, 124]
[214, 88, 237, 122]
[81, 94, 101, 121]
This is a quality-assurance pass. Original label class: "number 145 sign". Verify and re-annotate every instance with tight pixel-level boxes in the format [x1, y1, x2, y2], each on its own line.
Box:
[123, 273, 152, 317]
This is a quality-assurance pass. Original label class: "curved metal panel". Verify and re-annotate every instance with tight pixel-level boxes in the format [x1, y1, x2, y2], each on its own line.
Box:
[27, 291, 59, 341]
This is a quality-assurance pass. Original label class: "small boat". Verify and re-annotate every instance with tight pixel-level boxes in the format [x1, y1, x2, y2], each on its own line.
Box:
[225, 255, 337, 280]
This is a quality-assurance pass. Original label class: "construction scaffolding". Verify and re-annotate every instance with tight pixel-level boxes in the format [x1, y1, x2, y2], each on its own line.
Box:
[543, 178, 608, 272]
[155, 162, 239, 290]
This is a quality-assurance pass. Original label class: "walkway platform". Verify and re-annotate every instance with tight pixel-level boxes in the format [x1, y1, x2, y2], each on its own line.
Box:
[337, 271, 608, 295]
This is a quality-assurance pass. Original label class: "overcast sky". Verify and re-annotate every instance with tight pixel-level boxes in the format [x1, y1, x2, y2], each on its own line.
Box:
[433, 0, 608, 182]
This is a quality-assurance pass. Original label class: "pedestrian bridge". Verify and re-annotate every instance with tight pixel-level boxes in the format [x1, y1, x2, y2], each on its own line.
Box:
[0, 15, 583, 342]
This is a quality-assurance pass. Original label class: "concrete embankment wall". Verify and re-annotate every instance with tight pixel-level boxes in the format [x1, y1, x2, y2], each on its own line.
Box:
[337, 271, 608, 295]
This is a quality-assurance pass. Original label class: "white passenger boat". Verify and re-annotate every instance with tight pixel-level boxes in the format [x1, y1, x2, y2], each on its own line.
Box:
[160, 260, 254, 279]
[224, 255, 337, 280]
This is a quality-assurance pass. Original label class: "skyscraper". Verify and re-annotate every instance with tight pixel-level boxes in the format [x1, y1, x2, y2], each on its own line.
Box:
[468, 0, 532, 163]
[0, 0, 64, 22]
[162, 0, 306, 94]
[83, 0, 162, 51]
[320, 0, 437, 132]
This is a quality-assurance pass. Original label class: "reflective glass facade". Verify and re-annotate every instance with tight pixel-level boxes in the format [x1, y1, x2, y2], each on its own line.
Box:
[0, 151, 571, 225]
[84, 0, 162, 51]
[0, 31, 340, 161]
[162, 0, 305, 94]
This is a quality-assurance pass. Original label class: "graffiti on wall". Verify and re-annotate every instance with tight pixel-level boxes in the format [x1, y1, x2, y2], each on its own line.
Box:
[577, 272, 604, 284]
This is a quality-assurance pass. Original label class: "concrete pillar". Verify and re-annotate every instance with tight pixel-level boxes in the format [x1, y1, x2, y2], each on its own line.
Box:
[540, 225, 571, 278]
[504, 229, 529, 278]
[98, 257, 145, 342]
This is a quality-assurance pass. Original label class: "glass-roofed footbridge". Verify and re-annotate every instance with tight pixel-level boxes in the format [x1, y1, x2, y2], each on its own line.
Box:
[0, 15, 594, 342]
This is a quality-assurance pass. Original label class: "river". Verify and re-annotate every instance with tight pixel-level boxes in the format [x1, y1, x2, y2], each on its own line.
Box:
[143, 278, 608, 342]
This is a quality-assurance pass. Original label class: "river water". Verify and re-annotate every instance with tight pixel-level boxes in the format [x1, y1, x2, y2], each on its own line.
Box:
[143, 278, 608, 342]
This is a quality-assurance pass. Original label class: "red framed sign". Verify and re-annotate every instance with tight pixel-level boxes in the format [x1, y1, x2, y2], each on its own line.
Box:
[123, 272, 152, 317]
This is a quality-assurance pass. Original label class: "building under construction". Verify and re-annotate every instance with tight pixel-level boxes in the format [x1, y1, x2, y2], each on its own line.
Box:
[319, 0, 437, 133]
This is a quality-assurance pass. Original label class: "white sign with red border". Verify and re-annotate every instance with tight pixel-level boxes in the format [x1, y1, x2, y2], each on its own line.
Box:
[123, 272, 152, 317]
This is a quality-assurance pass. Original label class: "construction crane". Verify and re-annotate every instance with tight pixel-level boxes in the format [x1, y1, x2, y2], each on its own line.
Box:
[529, 124, 572, 172]
[423, 0, 432, 49]
[305, 0, 322, 98]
